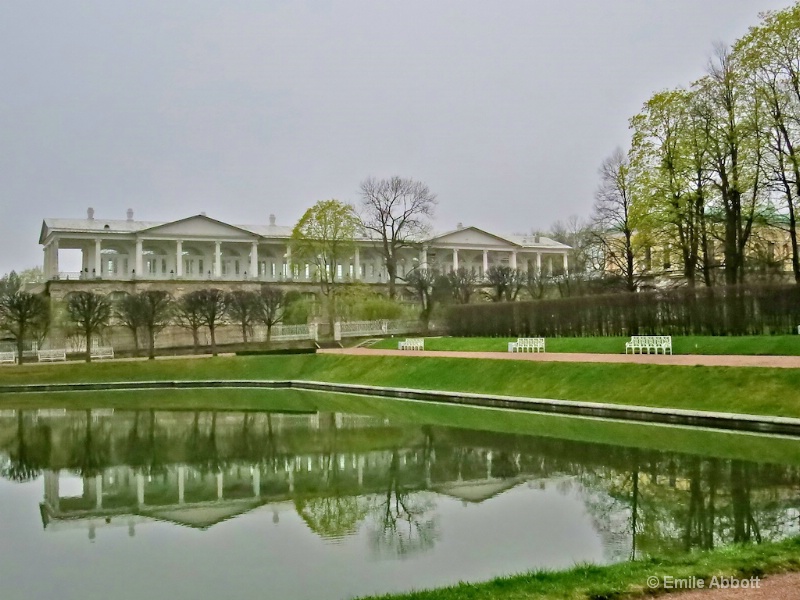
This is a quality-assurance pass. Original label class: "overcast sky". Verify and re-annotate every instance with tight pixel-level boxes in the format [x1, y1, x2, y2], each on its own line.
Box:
[0, 0, 793, 275]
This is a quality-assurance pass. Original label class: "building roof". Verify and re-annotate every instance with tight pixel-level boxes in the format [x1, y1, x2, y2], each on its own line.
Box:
[40, 214, 570, 250]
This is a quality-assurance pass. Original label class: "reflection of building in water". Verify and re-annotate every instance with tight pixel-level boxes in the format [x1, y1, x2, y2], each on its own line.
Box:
[3, 407, 798, 556]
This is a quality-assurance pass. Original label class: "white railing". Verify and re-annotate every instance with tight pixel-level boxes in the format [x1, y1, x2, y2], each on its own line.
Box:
[253, 323, 318, 342]
[340, 320, 386, 336]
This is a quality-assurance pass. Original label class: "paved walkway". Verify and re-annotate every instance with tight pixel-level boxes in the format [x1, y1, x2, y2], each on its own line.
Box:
[668, 572, 800, 599]
[319, 347, 800, 368]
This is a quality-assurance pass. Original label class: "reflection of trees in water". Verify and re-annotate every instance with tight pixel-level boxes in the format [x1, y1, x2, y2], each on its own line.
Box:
[368, 449, 438, 558]
[125, 410, 167, 476]
[1, 413, 51, 482]
[1, 408, 799, 557]
[68, 410, 111, 478]
[185, 412, 225, 475]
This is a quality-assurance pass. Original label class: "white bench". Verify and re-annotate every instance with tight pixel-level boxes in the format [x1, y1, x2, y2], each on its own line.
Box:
[0, 351, 17, 364]
[625, 335, 672, 355]
[398, 338, 425, 351]
[90, 346, 114, 360]
[508, 337, 545, 353]
[38, 349, 67, 362]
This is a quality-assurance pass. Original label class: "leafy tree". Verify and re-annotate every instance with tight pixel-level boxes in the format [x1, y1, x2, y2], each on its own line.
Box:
[226, 290, 260, 345]
[65, 291, 112, 362]
[17, 266, 45, 284]
[523, 269, 550, 300]
[695, 45, 767, 285]
[175, 291, 207, 354]
[0, 271, 21, 297]
[257, 285, 285, 343]
[137, 291, 174, 360]
[445, 267, 479, 304]
[115, 293, 146, 357]
[485, 266, 524, 302]
[736, 4, 800, 283]
[0, 288, 48, 364]
[359, 176, 437, 298]
[291, 199, 360, 326]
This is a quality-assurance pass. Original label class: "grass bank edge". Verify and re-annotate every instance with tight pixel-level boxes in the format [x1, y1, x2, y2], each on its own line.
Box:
[2, 353, 800, 418]
[357, 536, 800, 600]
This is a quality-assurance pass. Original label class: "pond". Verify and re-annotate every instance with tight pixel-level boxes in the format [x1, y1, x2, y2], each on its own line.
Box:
[0, 390, 798, 600]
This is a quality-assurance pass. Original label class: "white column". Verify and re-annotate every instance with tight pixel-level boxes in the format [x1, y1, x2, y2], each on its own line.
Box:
[214, 242, 222, 278]
[43, 247, 49, 279]
[482, 249, 489, 277]
[563, 253, 569, 274]
[178, 466, 185, 504]
[176, 240, 183, 278]
[548, 256, 553, 275]
[510, 251, 517, 270]
[51, 239, 59, 278]
[452, 248, 459, 271]
[536, 252, 542, 274]
[420, 245, 428, 270]
[253, 467, 261, 498]
[94, 239, 102, 278]
[354, 247, 360, 280]
[135, 239, 143, 277]
[285, 245, 292, 279]
[250, 241, 258, 279]
[216, 472, 223, 499]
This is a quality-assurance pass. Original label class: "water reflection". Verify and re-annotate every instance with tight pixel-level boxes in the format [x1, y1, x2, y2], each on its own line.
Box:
[1, 407, 799, 565]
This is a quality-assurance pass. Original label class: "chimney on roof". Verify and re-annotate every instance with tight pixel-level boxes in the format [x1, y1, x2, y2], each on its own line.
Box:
[534, 235, 540, 244]
[269, 214, 276, 226]
[457, 222, 463, 229]
[87, 207, 95, 220]
[126, 208, 134, 221]
[200, 212, 207, 217]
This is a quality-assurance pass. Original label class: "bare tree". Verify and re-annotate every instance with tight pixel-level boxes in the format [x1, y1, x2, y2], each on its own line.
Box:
[65, 291, 111, 362]
[0, 287, 50, 365]
[175, 291, 206, 354]
[115, 293, 146, 357]
[225, 290, 259, 345]
[194, 289, 228, 356]
[484, 266, 524, 302]
[593, 147, 640, 292]
[257, 285, 285, 343]
[445, 267, 479, 304]
[360, 177, 437, 298]
[137, 291, 174, 360]
[404, 266, 445, 330]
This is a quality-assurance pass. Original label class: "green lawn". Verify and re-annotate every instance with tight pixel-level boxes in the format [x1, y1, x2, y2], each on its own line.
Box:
[2, 353, 800, 418]
[360, 536, 800, 600]
[371, 335, 800, 355]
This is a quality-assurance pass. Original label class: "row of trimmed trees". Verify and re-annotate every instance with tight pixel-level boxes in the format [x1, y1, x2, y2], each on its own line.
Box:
[65, 286, 286, 361]
[0, 277, 288, 364]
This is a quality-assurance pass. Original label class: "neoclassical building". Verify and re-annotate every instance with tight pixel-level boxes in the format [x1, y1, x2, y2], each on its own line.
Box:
[39, 208, 571, 287]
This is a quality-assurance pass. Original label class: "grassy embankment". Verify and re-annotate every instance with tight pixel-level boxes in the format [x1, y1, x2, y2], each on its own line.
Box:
[359, 536, 800, 600]
[371, 335, 800, 355]
[2, 353, 800, 418]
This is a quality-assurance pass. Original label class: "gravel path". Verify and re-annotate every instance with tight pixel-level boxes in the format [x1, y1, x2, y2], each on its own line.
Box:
[667, 572, 800, 599]
[319, 347, 800, 368]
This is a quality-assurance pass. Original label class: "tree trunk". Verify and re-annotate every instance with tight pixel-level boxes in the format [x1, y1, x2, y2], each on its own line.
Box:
[15, 335, 24, 366]
[209, 324, 217, 356]
[191, 328, 199, 354]
[241, 322, 248, 345]
[85, 329, 92, 363]
[148, 329, 156, 360]
[386, 257, 397, 299]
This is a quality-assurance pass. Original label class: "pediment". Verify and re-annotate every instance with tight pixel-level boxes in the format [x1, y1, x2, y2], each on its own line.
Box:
[140, 215, 259, 240]
[428, 227, 518, 248]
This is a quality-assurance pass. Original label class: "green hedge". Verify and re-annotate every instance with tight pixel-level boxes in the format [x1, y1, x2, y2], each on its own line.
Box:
[445, 284, 800, 337]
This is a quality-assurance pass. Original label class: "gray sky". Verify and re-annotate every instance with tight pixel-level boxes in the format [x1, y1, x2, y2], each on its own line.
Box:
[0, 0, 792, 275]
